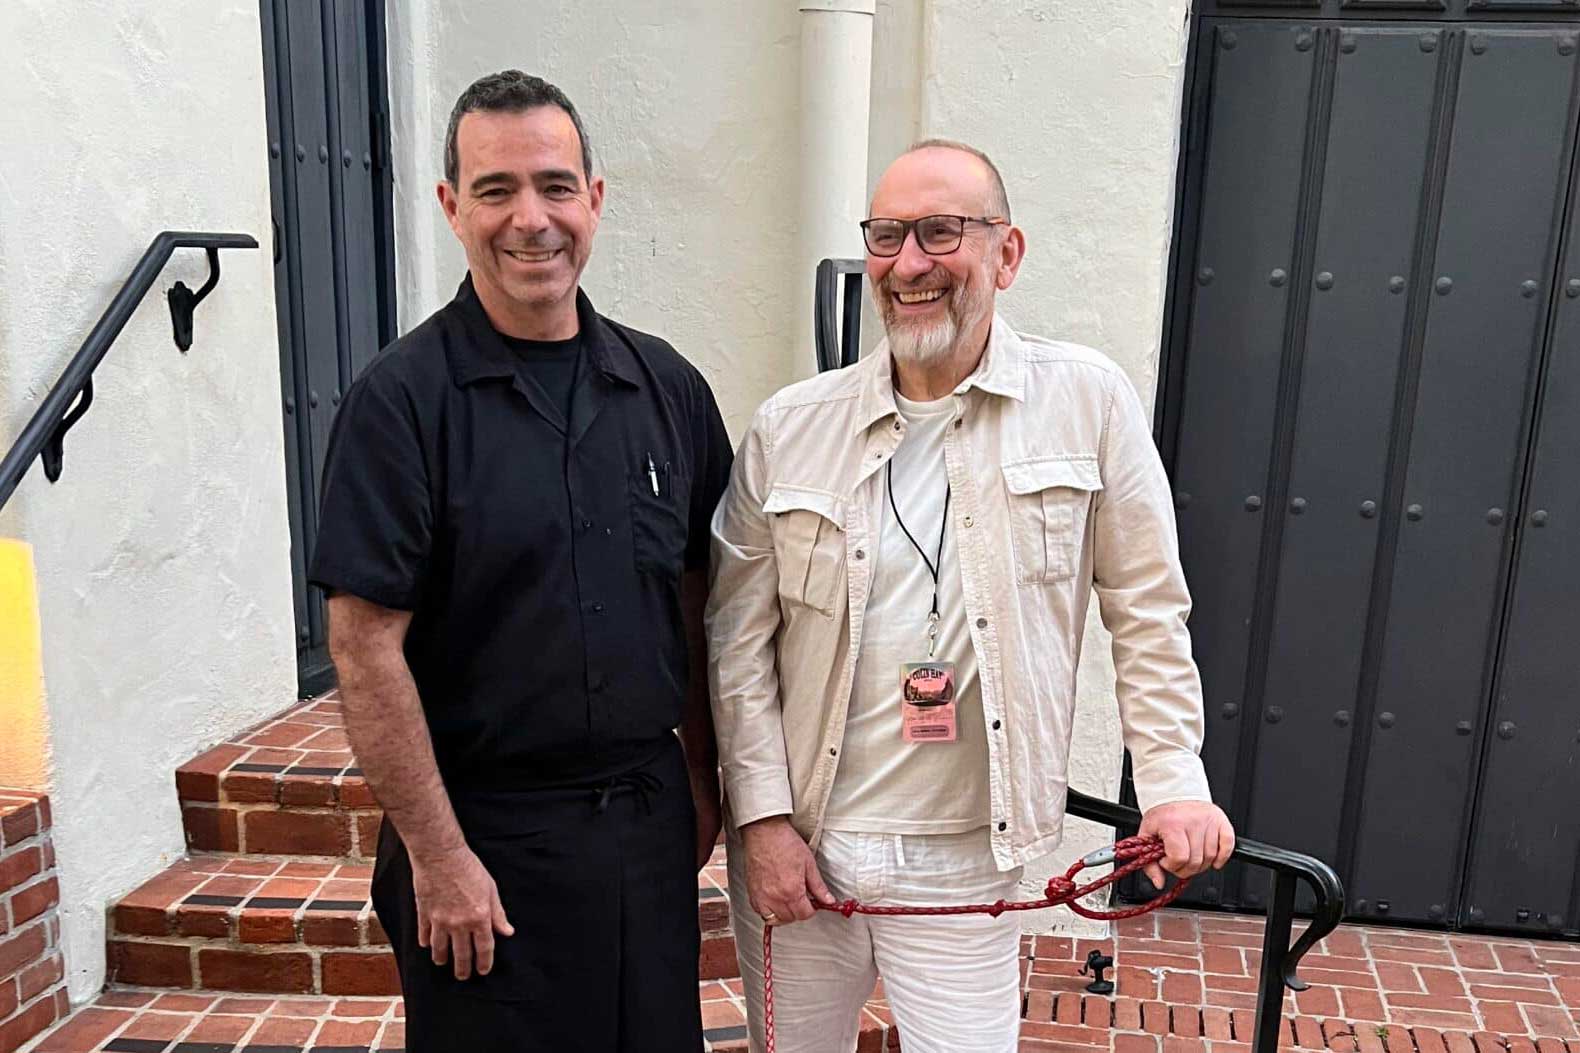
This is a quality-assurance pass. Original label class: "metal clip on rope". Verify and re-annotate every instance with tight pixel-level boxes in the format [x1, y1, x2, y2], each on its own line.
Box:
[762, 834, 1187, 1052]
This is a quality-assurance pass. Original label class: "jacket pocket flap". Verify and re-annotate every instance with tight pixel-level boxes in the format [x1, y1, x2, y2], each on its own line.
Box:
[1002, 456, 1103, 496]
[762, 484, 846, 528]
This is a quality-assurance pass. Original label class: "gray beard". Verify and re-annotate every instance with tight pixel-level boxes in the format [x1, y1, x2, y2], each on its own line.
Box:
[880, 274, 991, 370]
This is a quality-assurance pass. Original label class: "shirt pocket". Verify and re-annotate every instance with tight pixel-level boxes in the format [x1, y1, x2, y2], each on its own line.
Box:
[1002, 455, 1104, 585]
[629, 465, 690, 580]
[763, 484, 847, 616]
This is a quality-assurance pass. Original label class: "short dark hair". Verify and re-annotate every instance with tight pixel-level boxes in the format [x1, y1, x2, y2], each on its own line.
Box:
[908, 138, 1011, 223]
[443, 70, 594, 187]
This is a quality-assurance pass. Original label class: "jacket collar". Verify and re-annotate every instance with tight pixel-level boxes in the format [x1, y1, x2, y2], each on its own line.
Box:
[854, 311, 1027, 432]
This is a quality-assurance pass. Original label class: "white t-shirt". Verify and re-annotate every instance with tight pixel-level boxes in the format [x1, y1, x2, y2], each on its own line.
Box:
[822, 390, 991, 834]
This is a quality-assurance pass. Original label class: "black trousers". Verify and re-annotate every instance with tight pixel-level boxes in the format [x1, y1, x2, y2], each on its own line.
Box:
[372, 739, 703, 1052]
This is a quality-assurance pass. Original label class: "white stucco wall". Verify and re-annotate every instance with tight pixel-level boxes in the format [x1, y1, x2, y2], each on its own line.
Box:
[0, 1, 296, 1000]
[873, 0, 1194, 932]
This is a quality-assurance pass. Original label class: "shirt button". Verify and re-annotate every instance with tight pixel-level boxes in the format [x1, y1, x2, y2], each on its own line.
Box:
[893, 420, 901, 431]
[954, 419, 963, 429]
[976, 617, 988, 628]
[855, 549, 866, 560]
[992, 720, 1002, 731]
[592, 602, 606, 613]
[997, 821, 1008, 832]
[582, 519, 593, 530]
[829, 747, 838, 757]
[963, 515, 974, 528]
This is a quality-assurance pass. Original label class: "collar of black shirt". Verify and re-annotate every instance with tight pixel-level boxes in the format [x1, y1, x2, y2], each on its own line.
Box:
[445, 273, 643, 390]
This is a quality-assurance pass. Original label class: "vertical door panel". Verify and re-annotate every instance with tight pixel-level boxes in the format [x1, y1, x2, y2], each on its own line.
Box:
[1462, 115, 1580, 934]
[1169, 21, 1317, 905]
[1349, 28, 1579, 924]
[1245, 28, 1439, 869]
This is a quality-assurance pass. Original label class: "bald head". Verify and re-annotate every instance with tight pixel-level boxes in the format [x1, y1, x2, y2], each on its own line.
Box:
[872, 139, 1011, 223]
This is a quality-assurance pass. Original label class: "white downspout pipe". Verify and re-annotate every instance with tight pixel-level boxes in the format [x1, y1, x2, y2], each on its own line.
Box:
[796, 0, 875, 377]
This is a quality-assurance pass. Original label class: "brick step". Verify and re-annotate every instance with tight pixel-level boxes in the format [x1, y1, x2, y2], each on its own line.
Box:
[175, 698, 379, 860]
[106, 852, 743, 996]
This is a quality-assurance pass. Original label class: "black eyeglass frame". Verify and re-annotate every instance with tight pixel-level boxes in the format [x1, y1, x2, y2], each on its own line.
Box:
[858, 214, 1008, 257]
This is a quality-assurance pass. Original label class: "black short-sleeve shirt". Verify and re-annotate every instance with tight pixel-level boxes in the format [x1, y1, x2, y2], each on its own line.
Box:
[308, 276, 733, 792]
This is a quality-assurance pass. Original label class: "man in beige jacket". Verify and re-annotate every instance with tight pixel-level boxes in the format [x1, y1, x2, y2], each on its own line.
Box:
[706, 139, 1236, 1052]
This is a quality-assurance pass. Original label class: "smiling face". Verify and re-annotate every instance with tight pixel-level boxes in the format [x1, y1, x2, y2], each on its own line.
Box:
[866, 147, 1022, 370]
[437, 105, 604, 339]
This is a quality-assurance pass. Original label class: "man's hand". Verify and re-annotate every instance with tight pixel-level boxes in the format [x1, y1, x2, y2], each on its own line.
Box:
[409, 846, 515, 981]
[740, 815, 835, 925]
[692, 773, 724, 871]
[1138, 800, 1235, 887]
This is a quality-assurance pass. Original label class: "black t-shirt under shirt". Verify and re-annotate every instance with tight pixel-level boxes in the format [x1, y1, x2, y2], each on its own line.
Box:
[502, 331, 582, 430]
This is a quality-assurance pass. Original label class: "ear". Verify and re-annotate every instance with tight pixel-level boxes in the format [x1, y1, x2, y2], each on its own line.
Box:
[994, 225, 1026, 291]
[586, 174, 606, 230]
[437, 180, 463, 240]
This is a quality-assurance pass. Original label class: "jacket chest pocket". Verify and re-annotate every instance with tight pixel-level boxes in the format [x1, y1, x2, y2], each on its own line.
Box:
[764, 485, 847, 616]
[1002, 456, 1103, 585]
[629, 466, 690, 580]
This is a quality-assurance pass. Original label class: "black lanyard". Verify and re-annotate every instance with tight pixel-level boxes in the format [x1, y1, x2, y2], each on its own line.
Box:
[886, 459, 950, 658]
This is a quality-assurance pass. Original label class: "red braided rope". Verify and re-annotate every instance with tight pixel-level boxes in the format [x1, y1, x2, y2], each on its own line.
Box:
[762, 834, 1186, 1053]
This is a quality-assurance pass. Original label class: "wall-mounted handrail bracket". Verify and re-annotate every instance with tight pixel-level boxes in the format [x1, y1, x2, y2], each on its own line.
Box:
[167, 246, 224, 352]
[41, 378, 94, 483]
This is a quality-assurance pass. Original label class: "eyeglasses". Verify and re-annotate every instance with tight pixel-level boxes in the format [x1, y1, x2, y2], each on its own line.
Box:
[859, 214, 1007, 257]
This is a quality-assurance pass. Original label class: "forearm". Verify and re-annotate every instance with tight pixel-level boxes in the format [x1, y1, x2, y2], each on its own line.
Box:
[334, 643, 465, 864]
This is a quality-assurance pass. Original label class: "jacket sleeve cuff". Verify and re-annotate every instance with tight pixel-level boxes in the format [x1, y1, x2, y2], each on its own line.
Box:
[724, 770, 796, 831]
[1131, 753, 1213, 815]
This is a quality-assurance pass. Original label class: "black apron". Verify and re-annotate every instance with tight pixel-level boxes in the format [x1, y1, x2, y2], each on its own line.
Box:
[372, 737, 703, 1052]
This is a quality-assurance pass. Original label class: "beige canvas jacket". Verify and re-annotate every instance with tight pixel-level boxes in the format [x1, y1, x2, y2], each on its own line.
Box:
[706, 316, 1212, 869]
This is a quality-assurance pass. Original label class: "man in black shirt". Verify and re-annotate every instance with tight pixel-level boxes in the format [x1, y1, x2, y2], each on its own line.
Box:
[308, 70, 733, 1052]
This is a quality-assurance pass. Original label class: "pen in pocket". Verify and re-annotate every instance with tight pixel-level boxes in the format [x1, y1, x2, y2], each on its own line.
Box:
[646, 452, 660, 496]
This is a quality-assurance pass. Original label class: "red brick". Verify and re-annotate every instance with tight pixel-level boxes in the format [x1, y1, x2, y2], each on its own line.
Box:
[1143, 1001, 1170, 1034]
[356, 812, 383, 856]
[183, 1014, 254, 1044]
[18, 951, 63, 1002]
[1387, 993, 1475, 1013]
[1449, 939, 1498, 971]
[1203, 1008, 1234, 1041]
[175, 744, 250, 802]
[1382, 1010, 1481, 1031]
[174, 904, 232, 939]
[1356, 1026, 1387, 1053]
[0, 976, 16, 1020]
[247, 1016, 317, 1045]
[1478, 1002, 1528, 1037]
[237, 911, 298, 944]
[321, 951, 401, 996]
[1116, 1036, 1160, 1053]
[0, 847, 41, 896]
[0, 924, 45, 978]
[317, 1020, 381, 1046]
[1416, 1028, 1450, 1053]
[1293, 985, 1340, 1017]
[279, 778, 337, 807]
[1387, 1026, 1416, 1053]
[1293, 1018, 1324, 1049]
[1493, 945, 1543, 975]
[1121, 966, 1161, 999]
[1519, 1005, 1575, 1039]
[699, 932, 736, 982]
[1443, 1033, 1477, 1053]
[11, 877, 59, 925]
[1083, 995, 1113, 1027]
[1165, 1037, 1208, 1053]
[34, 798, 50, 833]
[1025, 989, 1055, 1022]
[31, 1007, 133, 1052]
[301, 912, 362, 947]
[182, 805, 240, 852]
[1164, 971, 1204, 1003]
[1203, 946, 1245, 976]
[1421, 967, 1469, 996]
[108, 939, 193, 987]
[1018, 1020, 1112, 1046]
[1115, 997, 1144, 1030]
[223, 772, 280, 803]
[339, 779, 379, 809]
[1174, 1008, 1203, 1038]
[1057, 992, 1083, 1025]
[1471, 1032, 1507, 1053]
[1342, 988, 1388, 1022]
[243, 810, 352, 856]
[1472, 986, 1560, 1005]
[0, 805, 38, 846]
[197, 949, 313, 993]
[0, 991, 60, 1052]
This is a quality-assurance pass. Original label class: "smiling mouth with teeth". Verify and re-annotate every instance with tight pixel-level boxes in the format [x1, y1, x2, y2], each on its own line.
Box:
[505, 248, 560, 263]
[895, 288, 947, 304]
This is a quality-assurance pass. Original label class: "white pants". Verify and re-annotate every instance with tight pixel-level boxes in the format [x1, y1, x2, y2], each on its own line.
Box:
[727, 827, 1023, 1053]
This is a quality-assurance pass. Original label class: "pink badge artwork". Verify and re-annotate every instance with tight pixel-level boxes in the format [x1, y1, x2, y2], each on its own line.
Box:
[900, 661, 958, 743]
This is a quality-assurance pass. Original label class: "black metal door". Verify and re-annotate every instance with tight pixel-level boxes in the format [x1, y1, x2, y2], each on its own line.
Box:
[261, 0, 396, 692]
[1157, 2, 1580, 936]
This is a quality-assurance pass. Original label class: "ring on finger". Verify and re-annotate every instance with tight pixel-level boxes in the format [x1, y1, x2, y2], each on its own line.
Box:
[761, 911, 779, 925]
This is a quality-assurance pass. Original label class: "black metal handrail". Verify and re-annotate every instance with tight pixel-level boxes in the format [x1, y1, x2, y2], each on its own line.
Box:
[1068, 789, 1345, 1053]
[0, 231, 258, 511]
